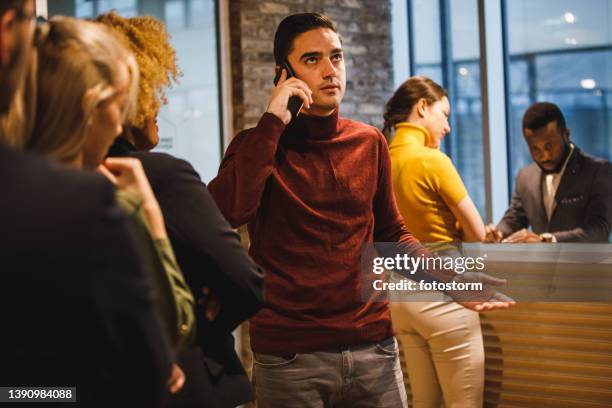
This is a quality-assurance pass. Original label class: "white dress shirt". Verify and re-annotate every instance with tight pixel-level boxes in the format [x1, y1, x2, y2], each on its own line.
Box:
[542, 144, 575, 221]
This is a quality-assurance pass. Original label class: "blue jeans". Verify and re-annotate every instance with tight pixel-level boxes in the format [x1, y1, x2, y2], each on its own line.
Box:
[253, 337, 408, 408]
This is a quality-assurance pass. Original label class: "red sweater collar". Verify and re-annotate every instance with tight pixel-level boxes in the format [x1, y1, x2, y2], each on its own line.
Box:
[286, 109, 339, 140]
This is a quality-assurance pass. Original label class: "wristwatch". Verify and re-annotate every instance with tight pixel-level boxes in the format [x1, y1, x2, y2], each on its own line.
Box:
[540, 232, 554, 243]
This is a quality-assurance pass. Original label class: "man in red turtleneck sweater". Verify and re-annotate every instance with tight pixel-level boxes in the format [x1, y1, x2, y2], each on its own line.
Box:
[209, 12, 511, 408]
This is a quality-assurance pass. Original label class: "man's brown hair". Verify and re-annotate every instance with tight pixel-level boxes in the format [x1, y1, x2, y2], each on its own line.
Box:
[273, 13, 338, 65]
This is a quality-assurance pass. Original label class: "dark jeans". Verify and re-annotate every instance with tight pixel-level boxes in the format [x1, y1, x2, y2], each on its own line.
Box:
[253, 337, 407, 408]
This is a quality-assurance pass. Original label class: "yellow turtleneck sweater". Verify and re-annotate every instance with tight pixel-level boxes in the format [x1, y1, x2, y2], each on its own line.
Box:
[389, 122, 467, 242]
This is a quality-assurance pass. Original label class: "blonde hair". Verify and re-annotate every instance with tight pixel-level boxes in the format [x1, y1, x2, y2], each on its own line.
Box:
[25, 16, 139, 163]
[96, 11, 180, 129]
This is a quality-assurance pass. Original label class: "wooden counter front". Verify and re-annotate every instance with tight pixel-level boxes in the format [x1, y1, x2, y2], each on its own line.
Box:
[398, 243, 612, 408]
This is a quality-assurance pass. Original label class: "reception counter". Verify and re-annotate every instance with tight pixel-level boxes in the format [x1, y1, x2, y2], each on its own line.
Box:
[398, 243, 612, 408]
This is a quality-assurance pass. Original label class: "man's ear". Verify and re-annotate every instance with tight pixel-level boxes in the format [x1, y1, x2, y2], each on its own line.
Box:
[0, 9, 18, 66]
[564, 127, 571, 142]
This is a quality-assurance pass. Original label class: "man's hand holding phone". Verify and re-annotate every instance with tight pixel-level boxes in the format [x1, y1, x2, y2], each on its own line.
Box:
[267, 68, 313, 125]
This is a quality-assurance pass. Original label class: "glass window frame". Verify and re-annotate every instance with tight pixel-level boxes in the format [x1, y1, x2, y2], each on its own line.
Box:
[394, 0, 505, 222]
[394, 0, 611, 224]
[393, 0, 515, 223]
[39, 0, 229, 181]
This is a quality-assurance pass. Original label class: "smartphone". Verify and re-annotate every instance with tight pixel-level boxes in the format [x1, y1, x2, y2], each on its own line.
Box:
[273, 61, 304, 120]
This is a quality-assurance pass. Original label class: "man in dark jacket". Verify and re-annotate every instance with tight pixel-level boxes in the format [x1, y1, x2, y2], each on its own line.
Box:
[487, 102, 612, 243]
[0, 1, 172, 406]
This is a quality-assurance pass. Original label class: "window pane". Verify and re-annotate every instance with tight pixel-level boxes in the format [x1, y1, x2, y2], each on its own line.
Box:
[449, 0, 485, 217]
[75, 1, 93, 18]
[164, 0, 185, 31]
[412, 0, 441, 66]
[410, 0, 486, 218]
[49, 0, 222, 183]
[96, 0, 137, 17]
[505, 0, 612, 185]
[412, 0, 442, 83]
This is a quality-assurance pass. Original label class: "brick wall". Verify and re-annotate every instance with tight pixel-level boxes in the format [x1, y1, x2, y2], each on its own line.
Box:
[230, 0, 394, 133]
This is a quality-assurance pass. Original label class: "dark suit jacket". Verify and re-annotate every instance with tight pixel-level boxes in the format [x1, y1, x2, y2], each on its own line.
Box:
[498, 146, 612, 242]
[113, 142, 264, 408]
[0, 143, 173, 407]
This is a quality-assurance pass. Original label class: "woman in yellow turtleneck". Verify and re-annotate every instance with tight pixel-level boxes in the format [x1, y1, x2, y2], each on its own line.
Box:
[383, 76, 486, 408]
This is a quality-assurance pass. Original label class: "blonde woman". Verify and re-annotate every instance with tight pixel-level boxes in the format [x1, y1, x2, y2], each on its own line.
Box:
[21, 17, 194, 394]
[384, 76, 486, 408]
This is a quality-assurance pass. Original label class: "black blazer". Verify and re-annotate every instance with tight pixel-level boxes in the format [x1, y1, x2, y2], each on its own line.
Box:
[498, 146, 612, 242]
[0, 143, 173, 407]
[124, 147, 264, 408]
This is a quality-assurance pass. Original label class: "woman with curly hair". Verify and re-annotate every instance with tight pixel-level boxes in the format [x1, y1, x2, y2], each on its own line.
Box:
[96, 10, 180, 152]
[97, 11, 265, 408]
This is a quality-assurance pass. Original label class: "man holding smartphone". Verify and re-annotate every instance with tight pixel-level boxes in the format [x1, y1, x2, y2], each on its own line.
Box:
[209, 13, 510, 407]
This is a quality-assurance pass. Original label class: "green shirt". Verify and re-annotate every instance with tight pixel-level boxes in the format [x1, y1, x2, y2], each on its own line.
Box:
[116, 189, 195, 352]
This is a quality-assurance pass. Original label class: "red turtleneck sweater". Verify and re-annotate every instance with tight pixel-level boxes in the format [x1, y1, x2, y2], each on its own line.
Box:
[209, 111, 439, 354]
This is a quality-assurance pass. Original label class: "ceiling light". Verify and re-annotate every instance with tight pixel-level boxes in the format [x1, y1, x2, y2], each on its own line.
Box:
[458, 67, 469, 76]
[580, 79, 596, 89]
[563, 12, 576, 24]
[564, 37, 577, 45]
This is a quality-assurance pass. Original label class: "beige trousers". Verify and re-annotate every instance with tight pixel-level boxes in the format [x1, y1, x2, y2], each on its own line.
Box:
[390, 301, 484, 408]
